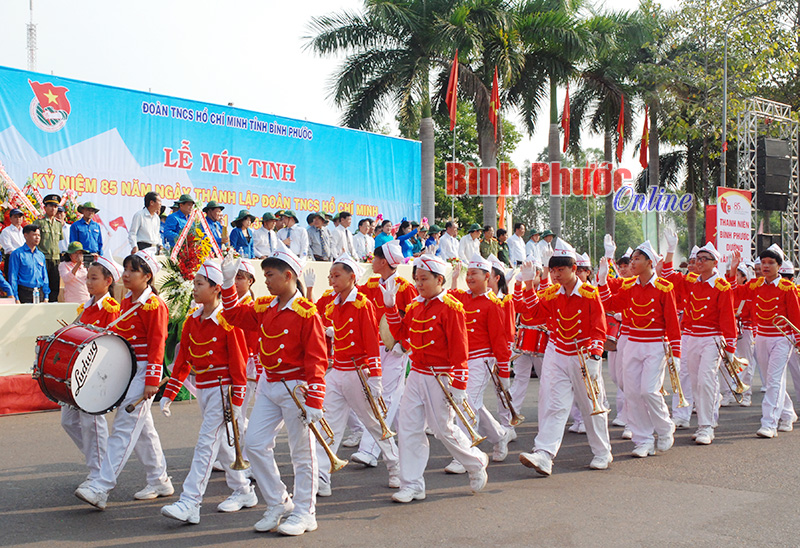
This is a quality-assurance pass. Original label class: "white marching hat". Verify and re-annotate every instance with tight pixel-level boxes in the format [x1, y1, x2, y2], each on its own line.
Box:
[779, 260, 794, 276]
[197, 259, 223, 285]
[766, 243, 785, 260]
[238, 259, 255, 277]
[689, 245, 700, 259]
[271, 241, 306, 277]
[414, 254, 448, 276]
[468, 252, 491, 272]
[636, 240, 658, 263]
[95, 256, 123, 282]
[134, 249, 161, 274]
[576, 252, 591, 268]
[621, 247, 633, 259]
[381, 240, 404, 268]
[697, 242, 721, 262]
[737, 262, 751, 280]
[486, 253, 506, 274]
[334, 253, 365, 281]
[551, 237, 577, 260]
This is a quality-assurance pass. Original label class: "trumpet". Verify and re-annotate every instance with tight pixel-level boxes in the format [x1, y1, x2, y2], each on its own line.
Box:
[714, 338, 750, 403]
[663, 338, 689, 408]
[485, 360, 524, 426]
[432, 369, 486, 447]
[774, 314, 800, 347]
[576, 347, 609, 416]
[280, 378, 348, 474]
[219, 378, 250, 471]
[354, 360, 396, 440]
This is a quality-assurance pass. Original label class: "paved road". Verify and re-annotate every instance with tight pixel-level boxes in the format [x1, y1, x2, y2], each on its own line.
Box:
[3, 373, 800, 548]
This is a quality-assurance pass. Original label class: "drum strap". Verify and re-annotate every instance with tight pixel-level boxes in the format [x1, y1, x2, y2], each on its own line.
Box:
[106, 302, 143, 330]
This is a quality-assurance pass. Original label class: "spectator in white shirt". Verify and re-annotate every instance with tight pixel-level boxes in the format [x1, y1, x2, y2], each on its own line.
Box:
[128, 192, 163, 253]
[332, 211, 357, 258]
[276, 210, 309, 259]
[353, 217, 375, 261]
[438, 221, 460, 261]
[252, 212, 279, 258]
[536, 229, 555, 260]
[1, 208, 25, 277]
[507, 222, 527, 266]
[525, 229, 541, 262]
[458, 223, 482, 263]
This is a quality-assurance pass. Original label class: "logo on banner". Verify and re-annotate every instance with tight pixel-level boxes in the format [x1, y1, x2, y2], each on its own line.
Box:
[28, 79, 71, 132]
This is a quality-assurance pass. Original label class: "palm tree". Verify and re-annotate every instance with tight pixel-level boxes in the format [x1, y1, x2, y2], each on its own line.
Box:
[305, 0, 460, 222]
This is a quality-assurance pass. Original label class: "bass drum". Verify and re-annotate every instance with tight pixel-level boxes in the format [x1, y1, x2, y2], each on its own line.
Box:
[604, 314, 621, 352]
[517, 326, 549, 357]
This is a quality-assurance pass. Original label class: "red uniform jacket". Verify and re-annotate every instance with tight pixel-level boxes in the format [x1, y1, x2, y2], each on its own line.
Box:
[497, 291, 515, 349]
[360, 274, 418, 348]
[221, 285, 328, 409]
[385, 290, 469, 390]
[112, 287, 168, 386]
[448, 289, 512, 377]
[77, 293, 120, 327]
[740, 276, 800, 341]
[325, 289, 381, 376]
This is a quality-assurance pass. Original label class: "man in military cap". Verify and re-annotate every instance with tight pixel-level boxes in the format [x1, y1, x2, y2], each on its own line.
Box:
[202, 200, 227, 246]
[39, 194, 64, 301]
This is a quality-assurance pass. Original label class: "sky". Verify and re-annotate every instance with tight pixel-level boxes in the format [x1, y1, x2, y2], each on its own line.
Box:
[0, 0, 677, 180]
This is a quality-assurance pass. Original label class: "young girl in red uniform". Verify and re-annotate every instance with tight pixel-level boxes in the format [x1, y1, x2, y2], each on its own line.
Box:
[75, 250, 171, 510]
[61, 256, 121, 490]
[159, 260, 255, 524]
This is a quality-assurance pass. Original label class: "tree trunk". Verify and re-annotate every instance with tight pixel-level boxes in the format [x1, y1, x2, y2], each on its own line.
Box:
[604, 130, 615, 237]
[420, 117, 435, 222]
[548, 79, 561, 236]
[687, 142, 697, 250]
[477, 108, 498, 228]
[647, 100, 659, 191]
[701, 135, 709, 239]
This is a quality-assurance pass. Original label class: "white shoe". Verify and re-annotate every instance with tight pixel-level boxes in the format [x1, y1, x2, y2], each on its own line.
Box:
[621, 428, 632, 440]
[673, 418, 690, 429]
[507, 426, 518, 442]
[519, 450, 552, 476]
[760, 386, 767, 393]
[657, 433, 674, 452]
[392, 487, 426, 503]
[341, 431, 362, 448]
[720, 393, 737, 407]
[161, 500, 200, 524]
[469, 454, 489, 493]
[611, 417, 626, 427]
[317, 479, 332, 497]
[740, 394, 752, 407]
[133, 478, 174, 500]
[77, 479, 92, 490]
[492, 429, 511, 462]
[757, 426, 777, 438]
[695, 427, 714, 445]
[778, 419, 794, 432]
[631, 443, 655, 458]
[277, 513, 318, 536]
[74, 486, 107, 510]
[589, 454, 613, 470]
[444, 459, 467, 474]
[350, 451, 378, 467]
[388, 474, 400, 489]
[577, 422, 586, 434]
[568, 422, 581, 433]
[217, 489, 258, 512]
[254, 498, 294, 532]
[212, 460, 224, 472]
[424, 426, 434, 436]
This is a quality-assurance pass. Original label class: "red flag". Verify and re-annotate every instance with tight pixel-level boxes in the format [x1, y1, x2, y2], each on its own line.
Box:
[445, 50, 459, 131]
[615, 94, 625, 163]
[722, 141, 728, 153]
[639, 106, 649, 169]
[562, 84, 570, 153]
[28, 80, 71, 114]
[489, 66, 500, 141]
[108, 216, 127, 231]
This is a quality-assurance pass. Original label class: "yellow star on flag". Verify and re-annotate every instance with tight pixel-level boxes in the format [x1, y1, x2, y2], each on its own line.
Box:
[43, 89, 59, 104]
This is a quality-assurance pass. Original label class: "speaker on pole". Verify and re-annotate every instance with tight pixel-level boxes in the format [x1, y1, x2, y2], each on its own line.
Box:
[756, 137, 791, 211]
[757, 233, 783, 254]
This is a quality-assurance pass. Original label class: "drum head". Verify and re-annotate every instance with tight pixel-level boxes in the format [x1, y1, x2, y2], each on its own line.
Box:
[70, 333, 135, 414]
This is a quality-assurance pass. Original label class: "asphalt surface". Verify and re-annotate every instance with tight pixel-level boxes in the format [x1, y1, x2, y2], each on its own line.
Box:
[3, 371, 800, 548]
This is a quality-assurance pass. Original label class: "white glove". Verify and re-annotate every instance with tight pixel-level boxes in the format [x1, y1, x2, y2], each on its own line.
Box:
[303, 268, 316, 288]
[304, 405, 324, 425]
[500, 376, 511, 391]
[391, 342, 405, 355]
[380, 277, 397, 308]
[597, 257, 609, 285]
[452, 262, 462, 280]
[221, 254, 241, 289]
[603, 234, 616, 259]
[504, 267, 517, 285]
[160, 398, 172, 418]
[665, 229, 678, 253]
[724, 350, 736, 365]
[450, 387, 467, 405]
[325, 326, 334, 339]
[586, 356, 601, 381]
[672, 356, 681, 375]
[519, 261, 534, 282]
[233, 404, 242, 422]
[614, 312, 622, 321]
[367, 375, 383, 397]
[540, 245, 553, 265]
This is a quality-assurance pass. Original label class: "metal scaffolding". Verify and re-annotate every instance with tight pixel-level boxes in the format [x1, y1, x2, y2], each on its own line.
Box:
[736, 97, 799, 267]
[26, 0, 36, 71]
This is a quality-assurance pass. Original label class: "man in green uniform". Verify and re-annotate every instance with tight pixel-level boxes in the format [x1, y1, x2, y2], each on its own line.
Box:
[38, 194, 64, 302]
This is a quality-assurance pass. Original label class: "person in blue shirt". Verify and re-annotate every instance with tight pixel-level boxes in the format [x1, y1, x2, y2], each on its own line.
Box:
[0, 268, 12, 297]
[396, 220, 419, 258]
[229, 209, 255, 258]
[374, 220, 393, 248]
[8, 224, 49, 303]
[70, 202, 103, 262]
[202, 200, 226, 247]
[163, 194, 195, 247]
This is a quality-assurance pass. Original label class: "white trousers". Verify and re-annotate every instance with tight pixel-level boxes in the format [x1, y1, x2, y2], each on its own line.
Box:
[785, 349, 800, 404]
[533, 345, 611, 459]
[683, 336, 721, 428]
[397, 370, 486, 492]
[607, 344, 627, 424]
[500, 353, 535, 428]
[245, 377, 318, 517]
[356, 347, 407, 458]
[61, 405, 108, 482]
[461, 358, 506, 444]
[179, 387, 252, 506]
[317, 369, 399, 485]
[754, 336, 796, 429]
[623, 341, 674, 446]
[672, 334, 695, 422]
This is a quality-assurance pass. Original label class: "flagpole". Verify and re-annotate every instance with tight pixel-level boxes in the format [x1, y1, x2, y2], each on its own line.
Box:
[451, 126, 456, 219]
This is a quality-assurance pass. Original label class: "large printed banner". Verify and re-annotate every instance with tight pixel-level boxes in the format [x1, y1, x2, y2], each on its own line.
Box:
[0, 65, 421, 256]
[716, 187, 752, 263]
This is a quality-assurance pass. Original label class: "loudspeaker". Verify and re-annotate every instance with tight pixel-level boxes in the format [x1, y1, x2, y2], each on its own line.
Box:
[756, 189, 789, 211]
[757, 138, 790, 158]
[757, 137, 791, 203]
[757, 233, 782, 254]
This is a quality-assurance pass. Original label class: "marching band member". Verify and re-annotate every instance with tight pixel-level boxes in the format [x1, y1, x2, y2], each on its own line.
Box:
[442, 253, 512, 474]
[159, 260, 256, 524]
[234, 260, 259, 428]
[662, 237, 736, 445]
[75, 250, 171, 509]
[598, 241, 681, 458]
[61, 257, 121, 490]
[383, 254, 488, 502]
[567, 252, 595, 434]
[316, 254, 399, 496]
[670, 245, 699, 429]
[517, 238, 611, 475]
[778, 261, 800, 408]
[220, 244, 328, 536]
[351, 241, 418, 467]
[739, 245, 800, 438]
[726, 261, 756, 407]
[601, 236, 629, 437]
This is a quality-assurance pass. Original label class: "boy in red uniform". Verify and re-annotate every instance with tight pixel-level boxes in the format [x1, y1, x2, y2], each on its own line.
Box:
[384, 254, 488, 502]
[517, 238, 611, 475]
[220, 243, 328, 536]
[159, 260, 256, 524]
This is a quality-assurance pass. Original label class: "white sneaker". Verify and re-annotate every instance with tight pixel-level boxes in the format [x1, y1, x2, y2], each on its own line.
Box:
[631, 443, 655, 458]
[611, 417, 626, 427]
[341, 431, 362, 448]
[469, 454, 489, 493]
[757, 426, 777, 438]
[492, 429, 511, 462]
[161, 500, 200, 524]
[350, 451, 378, 467]
[217, 488, 258, 512]
[212, 460, 224, 472]
[589, 454, 613, 470]
[424, 426, 434, 436]
[444, 459, 467, 474]
[621, 428, 632, 440]
[392, 487, 426, 503]
[519, 450, 552, 476]
[568, 422, 581, 433]
[133, 478, 174, 500]
[388, 473, 400, 489]
[778, 419, 794, 432]
[77, 479, 92, 490]
[695, 427, 714, 445]
[657, 433, 674, 452]
[673, 418, 690, 429]
[760, 386, 767, 393]
[720, 393, 737, 407]
[317, 479, 332, 497]
[277, 513, 318, 536]
[740, 394, 752, 407]
[74, 486, 108, 510]
[507, 426, 517, 441]
[254, 498, 294, 532]
[577, 422, 586, 434]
